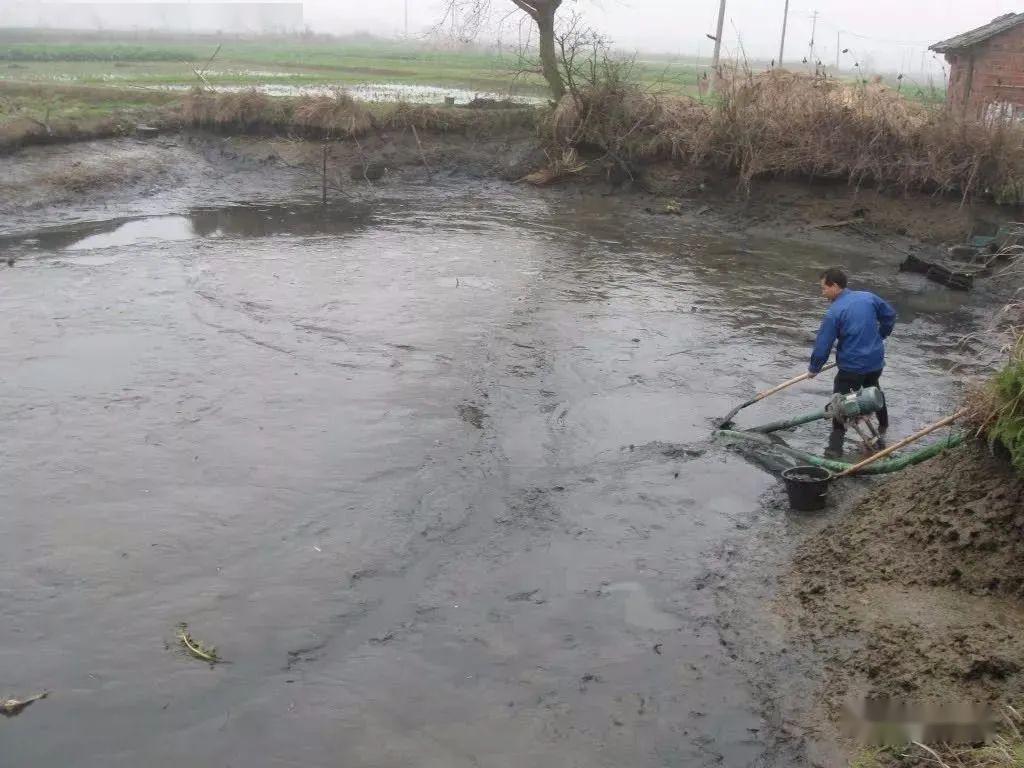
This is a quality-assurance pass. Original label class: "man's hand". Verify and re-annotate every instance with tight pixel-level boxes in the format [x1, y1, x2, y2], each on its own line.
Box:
[807, 370, 818, 379]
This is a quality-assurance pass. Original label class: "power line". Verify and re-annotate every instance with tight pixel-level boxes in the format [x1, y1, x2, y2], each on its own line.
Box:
[805, 14, 935, 47]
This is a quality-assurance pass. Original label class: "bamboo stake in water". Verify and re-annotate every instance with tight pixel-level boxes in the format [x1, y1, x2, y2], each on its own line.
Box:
[322, 144, 328, 204]
[410, 124, 432, 182]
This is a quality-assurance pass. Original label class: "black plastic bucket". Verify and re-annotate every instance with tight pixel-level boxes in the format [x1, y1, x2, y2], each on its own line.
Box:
[781, 466, 833, 511]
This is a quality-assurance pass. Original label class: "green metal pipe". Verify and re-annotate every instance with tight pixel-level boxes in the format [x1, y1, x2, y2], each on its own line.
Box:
[745, 408, 827, 433]
[744, 388, 886, 434]
[714, 429, 967, 475]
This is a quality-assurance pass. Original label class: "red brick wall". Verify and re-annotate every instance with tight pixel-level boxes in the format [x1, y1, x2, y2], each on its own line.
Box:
[945, 23, 1024, 118]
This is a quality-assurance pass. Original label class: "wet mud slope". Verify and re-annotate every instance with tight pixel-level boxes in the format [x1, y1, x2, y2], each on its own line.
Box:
[779, 442, 1024, 762]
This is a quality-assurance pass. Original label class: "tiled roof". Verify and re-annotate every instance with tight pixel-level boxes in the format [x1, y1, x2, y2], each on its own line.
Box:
[930, 13, 1024, 52]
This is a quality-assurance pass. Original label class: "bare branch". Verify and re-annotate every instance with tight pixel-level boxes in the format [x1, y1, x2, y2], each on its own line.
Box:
[439, 0, 566, 98]
[508, 0, 539, 19]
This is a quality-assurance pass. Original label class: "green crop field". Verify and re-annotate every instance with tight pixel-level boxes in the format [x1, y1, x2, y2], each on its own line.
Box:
[0, 32, 704, 98]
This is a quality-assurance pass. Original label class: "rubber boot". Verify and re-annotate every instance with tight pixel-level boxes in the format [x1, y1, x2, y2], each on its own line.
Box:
[876, 392, 889, 434]
[825, 429, 845, 460]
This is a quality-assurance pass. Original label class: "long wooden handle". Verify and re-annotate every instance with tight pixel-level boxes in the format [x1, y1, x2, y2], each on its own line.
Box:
[749, 361, 837, 405]
[837, 408, 970, 477]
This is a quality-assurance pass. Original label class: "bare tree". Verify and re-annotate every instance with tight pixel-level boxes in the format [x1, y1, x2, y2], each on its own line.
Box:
[439, 0, 565, 100]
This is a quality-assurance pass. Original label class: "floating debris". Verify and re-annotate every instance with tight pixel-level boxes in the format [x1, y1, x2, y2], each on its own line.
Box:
[176, 623, 221, 664]
[1, 692, 48, 718]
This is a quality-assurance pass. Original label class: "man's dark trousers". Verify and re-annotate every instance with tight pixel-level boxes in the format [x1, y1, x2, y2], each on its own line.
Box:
[832, 370, 888, 432]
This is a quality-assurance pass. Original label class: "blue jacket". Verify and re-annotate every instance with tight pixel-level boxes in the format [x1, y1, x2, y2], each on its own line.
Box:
[809, 289, 897, 375]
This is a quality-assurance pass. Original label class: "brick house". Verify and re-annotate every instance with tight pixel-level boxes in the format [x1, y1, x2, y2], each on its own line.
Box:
[931, 13, 1024, 119]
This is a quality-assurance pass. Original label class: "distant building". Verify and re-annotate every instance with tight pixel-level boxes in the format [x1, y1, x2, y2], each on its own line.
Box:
[3, 2, 303, 35]
[931, 13, 1024, 120]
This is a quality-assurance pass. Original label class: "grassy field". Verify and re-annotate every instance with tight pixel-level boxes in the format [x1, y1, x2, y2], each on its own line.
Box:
[0, 33, 704, 97]
[0, 30, 956, 157]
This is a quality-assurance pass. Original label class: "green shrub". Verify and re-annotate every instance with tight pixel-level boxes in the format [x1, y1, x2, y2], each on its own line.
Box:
[989, 351, 1024, 473]
[971, 330, 1024, 474]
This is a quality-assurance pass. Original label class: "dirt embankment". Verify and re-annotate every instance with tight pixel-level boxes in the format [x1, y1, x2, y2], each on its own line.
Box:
[2, 129, 1008, 253]
[4, 78, 1023, 245]
[779, 441, 1024, 763]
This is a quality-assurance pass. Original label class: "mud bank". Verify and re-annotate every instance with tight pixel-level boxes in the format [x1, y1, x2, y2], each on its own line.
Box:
[779, 441, 1024, 763]
[2, 129, 1014, 252]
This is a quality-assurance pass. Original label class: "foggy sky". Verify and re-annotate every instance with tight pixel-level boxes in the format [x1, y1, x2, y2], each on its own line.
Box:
[306, 0, 1019, 74]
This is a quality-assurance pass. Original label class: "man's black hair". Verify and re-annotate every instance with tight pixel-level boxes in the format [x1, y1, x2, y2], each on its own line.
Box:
[820, 267, 848, 289]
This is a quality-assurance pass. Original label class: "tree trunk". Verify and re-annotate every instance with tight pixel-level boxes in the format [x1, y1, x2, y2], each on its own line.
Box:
[535, 5, 565, 100]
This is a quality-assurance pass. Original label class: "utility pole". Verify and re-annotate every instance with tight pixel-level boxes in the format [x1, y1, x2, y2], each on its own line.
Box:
[778, 0, 790, 66]
[711, 0, 727, 76]
[808, 10, 818, 70]
[835, 31, 841, 70]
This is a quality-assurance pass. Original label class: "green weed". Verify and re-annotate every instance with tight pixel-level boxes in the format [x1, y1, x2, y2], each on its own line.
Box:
[987, 337, 1024, 473]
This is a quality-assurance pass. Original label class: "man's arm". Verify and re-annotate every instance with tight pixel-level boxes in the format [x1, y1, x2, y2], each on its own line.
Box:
[809, 311, 838, 375]
[874, 295, 897, 339]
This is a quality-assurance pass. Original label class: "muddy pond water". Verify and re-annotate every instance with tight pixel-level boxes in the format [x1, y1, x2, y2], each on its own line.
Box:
[0, 173, 986, 766]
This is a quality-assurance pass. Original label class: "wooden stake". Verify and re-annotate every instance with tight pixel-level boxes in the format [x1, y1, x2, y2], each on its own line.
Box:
[837, 408, 969, 477]
[322, 144, 328, 204]
[410, 124, 432, 182]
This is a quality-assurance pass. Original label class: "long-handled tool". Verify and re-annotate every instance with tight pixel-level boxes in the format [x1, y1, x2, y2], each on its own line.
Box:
[718, 362, 837, 427]
[836, 408, 970, 477]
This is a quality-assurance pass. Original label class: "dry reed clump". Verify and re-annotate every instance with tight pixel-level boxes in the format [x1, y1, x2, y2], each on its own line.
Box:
[291, 90, 373, 137]
[180, 88, 287, 132]
[378, 102, 466, 132]
[178, 90, 537, 140]
[544, 68, 1024, 201]
[183, 88, 372, 137]
[379, 101, 537, 134]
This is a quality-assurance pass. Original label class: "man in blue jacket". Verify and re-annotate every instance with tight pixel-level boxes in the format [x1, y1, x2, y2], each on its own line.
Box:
[808, 267, 897, 455]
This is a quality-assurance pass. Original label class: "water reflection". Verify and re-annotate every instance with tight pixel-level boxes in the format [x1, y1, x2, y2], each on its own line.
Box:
[66, 216, 195, 251]
[0, 201, 375, 254]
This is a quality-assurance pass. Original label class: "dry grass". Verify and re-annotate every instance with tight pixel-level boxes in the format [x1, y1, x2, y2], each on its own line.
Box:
[544, 68, 1024, 201]
[180, 88, 287, 133]
[181, 88, 377, 137]
[292, 91, 373, 137]
[909, 705, 1024, 767]
[178, 88, 537, 139]
[854, 705, 1024, 767]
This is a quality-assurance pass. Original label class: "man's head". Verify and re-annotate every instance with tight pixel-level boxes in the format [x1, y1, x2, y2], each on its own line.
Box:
[820, 267, 848, 301]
